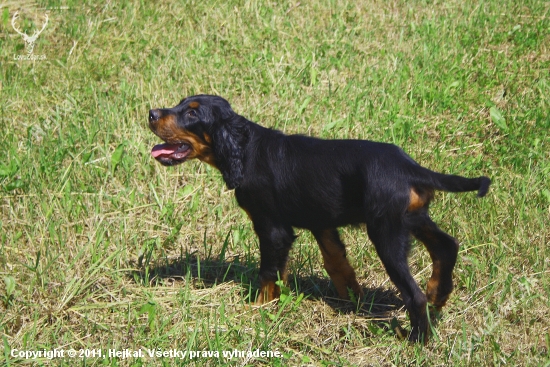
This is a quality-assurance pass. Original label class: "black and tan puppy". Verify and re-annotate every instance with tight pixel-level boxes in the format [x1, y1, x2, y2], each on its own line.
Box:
[148, 95, 490, 342]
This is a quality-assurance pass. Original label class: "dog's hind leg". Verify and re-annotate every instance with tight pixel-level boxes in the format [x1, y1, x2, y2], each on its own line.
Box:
[312, 228, 363, 299]
[407, 210, 459, 309]
[366, 217, 429, 342]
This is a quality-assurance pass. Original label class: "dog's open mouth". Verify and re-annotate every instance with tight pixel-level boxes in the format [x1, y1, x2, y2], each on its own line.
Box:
[151, 143, 191, 165]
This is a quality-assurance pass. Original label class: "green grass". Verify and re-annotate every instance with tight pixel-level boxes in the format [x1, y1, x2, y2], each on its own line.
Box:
[1, 0, 549, 365]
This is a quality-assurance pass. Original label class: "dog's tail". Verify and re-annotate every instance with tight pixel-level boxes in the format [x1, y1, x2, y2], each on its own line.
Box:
[416, 168, 491, 197]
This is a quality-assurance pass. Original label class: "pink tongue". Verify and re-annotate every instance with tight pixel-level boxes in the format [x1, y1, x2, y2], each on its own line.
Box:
[151, 143, 182, 158]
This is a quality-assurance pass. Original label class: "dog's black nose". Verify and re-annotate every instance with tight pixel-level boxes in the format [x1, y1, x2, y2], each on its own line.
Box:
[149, 109, 161, 123]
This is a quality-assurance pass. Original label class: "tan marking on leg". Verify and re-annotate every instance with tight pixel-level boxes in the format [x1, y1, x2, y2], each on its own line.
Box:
[426, 260, 442, 305]
[417, 227, 458, 310]
[315, 229, 363, 299]
[255, 280, 279, 305]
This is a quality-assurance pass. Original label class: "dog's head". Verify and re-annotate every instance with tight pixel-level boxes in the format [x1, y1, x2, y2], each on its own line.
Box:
[148, 95, 248, 189]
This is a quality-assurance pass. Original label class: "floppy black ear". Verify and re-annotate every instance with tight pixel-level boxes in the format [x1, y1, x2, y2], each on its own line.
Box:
[211, 115, 249, 189]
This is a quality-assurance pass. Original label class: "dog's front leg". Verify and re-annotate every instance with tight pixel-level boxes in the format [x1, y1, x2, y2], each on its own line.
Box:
[252, 221, 295, 304]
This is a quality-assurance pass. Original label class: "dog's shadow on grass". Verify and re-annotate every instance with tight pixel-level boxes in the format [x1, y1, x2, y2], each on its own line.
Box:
[130, 253, 403, 320]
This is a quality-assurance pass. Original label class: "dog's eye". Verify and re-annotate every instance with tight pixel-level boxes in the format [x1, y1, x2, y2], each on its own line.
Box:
[187, 109, 197, 118]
